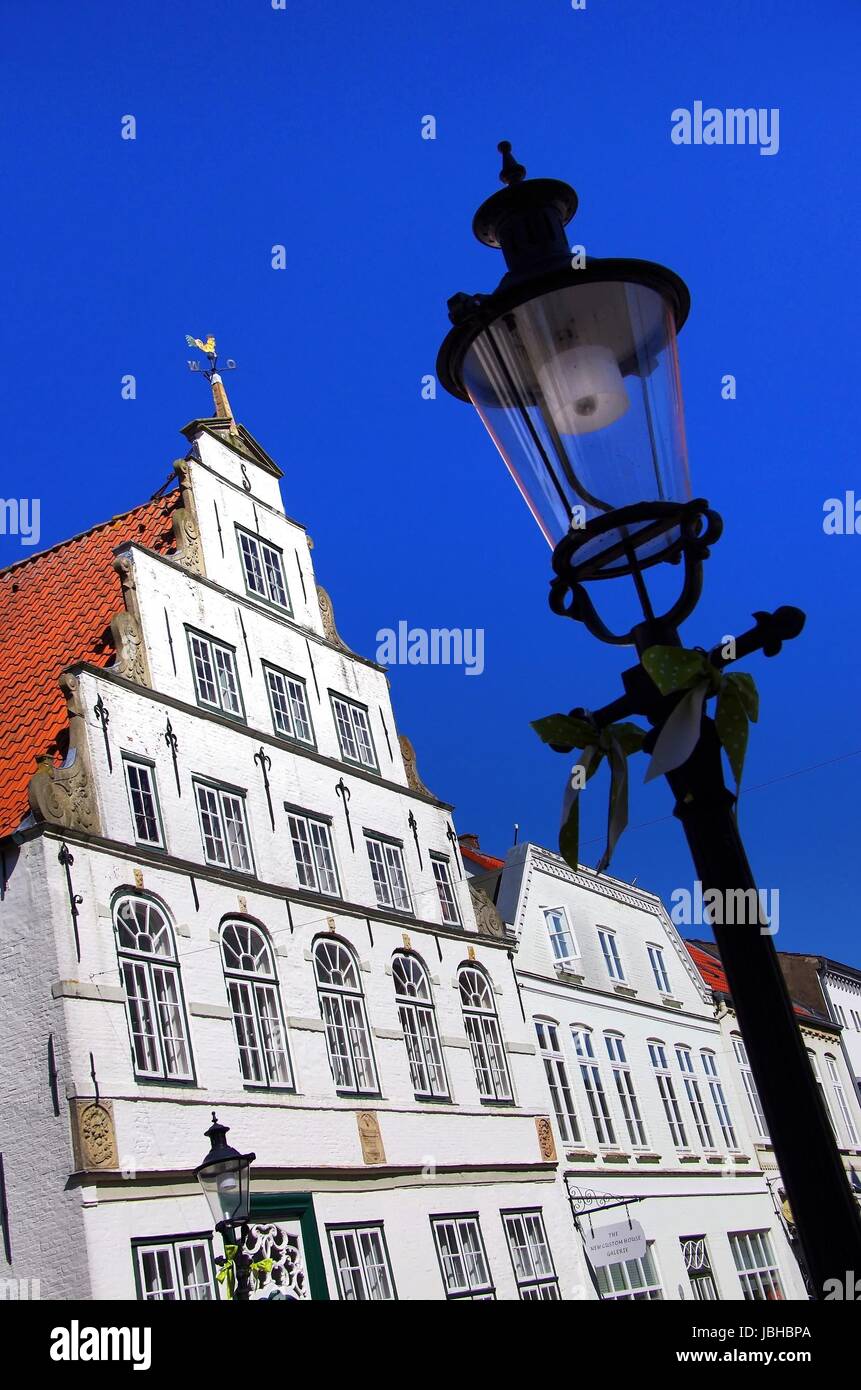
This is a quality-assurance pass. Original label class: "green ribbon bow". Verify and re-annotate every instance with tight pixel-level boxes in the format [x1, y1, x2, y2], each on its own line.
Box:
[641, 646, 759, 790]
[532, 713, 647, 873]
[216, 1245, 275, 1300]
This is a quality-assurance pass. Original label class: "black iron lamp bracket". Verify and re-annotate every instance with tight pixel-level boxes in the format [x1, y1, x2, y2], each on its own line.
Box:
[549, 499, 723, 647]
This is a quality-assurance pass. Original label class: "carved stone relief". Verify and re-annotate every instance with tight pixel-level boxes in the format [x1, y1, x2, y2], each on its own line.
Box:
[70, 1098, 119, 1171]
[28, 673, 101, 834]
[109, 553, 151, 686]
[171, 459, 205, 576]
[398, 734, 436, 799]
[469, 881, 505, 937]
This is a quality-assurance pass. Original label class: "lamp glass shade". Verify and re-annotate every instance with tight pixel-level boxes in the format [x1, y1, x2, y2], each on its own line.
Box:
[197, 1154, 253, 1227]
[461, 280, 691, 558]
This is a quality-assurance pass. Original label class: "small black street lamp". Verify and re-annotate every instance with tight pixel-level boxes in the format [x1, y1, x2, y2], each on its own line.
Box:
[195, 1113, 256, 1301]
[437, 142, 861, 1297]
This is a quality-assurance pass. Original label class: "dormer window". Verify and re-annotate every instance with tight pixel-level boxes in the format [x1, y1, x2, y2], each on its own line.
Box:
[237, 527, 291, 612]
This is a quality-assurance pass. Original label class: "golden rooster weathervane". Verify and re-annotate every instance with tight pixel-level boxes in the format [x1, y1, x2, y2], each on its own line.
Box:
[185, 334, 238, 428]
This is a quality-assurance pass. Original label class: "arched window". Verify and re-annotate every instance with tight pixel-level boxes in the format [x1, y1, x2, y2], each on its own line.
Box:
[314, 938, 378, 1096]
[392, 953, 448, 1100]
[458, 965, 512, 1102]
[114, 894, 193, 1082]
[220, 920, 293, 1089]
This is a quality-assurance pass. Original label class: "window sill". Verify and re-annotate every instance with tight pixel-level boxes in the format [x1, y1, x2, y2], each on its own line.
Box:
[566, 1149, 597, 1162]
[660, 995, 683, 1009]
[554, 964, 585, 984]
[635, 1153, 662, 1164]
[601, 1151, 631, 1164]
[613, 984, 637, 998]
[678, 1154, 701, 1163]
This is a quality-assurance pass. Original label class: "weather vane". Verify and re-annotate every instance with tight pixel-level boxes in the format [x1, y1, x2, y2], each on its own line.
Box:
[185, 334, 238, 427]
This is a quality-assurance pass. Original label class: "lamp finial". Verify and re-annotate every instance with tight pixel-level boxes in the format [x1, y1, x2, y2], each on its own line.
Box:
[498, 140, 526, 186]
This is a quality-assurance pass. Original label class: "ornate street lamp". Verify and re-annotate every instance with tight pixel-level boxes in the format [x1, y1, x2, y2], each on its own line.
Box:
[195, 1113, 256, 1300]
[437, 142, 861, 1297]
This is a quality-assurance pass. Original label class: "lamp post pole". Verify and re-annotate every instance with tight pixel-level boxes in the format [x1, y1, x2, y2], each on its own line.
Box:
[436, 143, 861, 1297]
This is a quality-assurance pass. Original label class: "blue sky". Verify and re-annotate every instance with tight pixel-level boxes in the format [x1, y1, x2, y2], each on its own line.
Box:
[2, 1, 859, 960]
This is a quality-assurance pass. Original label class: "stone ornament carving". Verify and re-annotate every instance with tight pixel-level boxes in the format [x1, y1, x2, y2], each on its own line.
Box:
[398, 734, 436, 799]
[316, 585, 353, 654]
[468, 882, 505, 938]
[535, 1116, 558, 1163]
[240, 1223, 310, 1300]
[357, 1111, 386, 1165]
[171, 459, 205, 576]
[71, 1098, 119, 1171]
[28, 673, 101, 834]
[109, 554, 151, 687]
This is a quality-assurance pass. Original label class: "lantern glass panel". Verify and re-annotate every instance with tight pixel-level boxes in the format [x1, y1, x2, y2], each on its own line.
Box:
[462, 281, 691, 559]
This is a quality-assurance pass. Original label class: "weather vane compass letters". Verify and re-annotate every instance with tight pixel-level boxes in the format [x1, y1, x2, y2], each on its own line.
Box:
[185, 334, 238, 430]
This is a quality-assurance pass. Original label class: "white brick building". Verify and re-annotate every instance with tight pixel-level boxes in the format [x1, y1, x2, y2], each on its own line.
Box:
[0, 386, 576, 1301]
[465, 838, 810, 1300]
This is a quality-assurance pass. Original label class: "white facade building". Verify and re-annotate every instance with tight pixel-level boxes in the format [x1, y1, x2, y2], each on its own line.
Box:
[477, 839, 809, 1301]
[0, 396, 577, 1301]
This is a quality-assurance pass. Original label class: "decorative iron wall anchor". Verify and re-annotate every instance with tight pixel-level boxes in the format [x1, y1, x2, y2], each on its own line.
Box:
[254, 747, 275, 831]
[446, 822, 462, 877]
[164, 608, 177, 676]
[408, 809, 423, 869]
[58, 842, 83, 962]
[47, 1033, 60, 1116]
[335, 778, 355, 852]
[92, 693, 112, 773]
[164, 717, 181, 796]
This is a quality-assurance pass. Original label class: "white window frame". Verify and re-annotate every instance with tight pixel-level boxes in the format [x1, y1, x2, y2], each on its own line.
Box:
[535, 1020, 582, 1146]
[194, 780, 254, 873]
[459, 966, 513, 1103]
[502, 1210, 560, 1300]
[596, 1244, 663, 1300]
[134, 1235, 217, 1301]
[220, 920, 293, 1090]
[392, 952, 448, 1100]
[826, 1054, 860, 1145]
[237, 526, 291, 611]
[365, 835, 412, 913]
[729, 1230, 785, 1301]
[808, 1048, 840, 1139]
[700, 1050, 738, 1149]
[649, 1040, 689, 1149]
[431, 854, 460, 925]
[676, 1045, 715, 1149]
[264, 664, 314, 745]
[605, 1033, 648, 1148]
[431, 1215, 495, 1300]
[287, 809, 340, 896]
[647, 943, 671, 994]
[331, 693, 378, 771]
[681, 1236, 720, 1301]
[545, 908, 579, 965]
[597, 928, 625, 982]
[313, 938, 378, 1096]
[328, 1224, 396, 1301]
[114, 895, 194, 1083]
[123, 757, 165, 848]
[571, 1027, 617, 1147]
[187, 629, 244, 719]
[732, 1034, 769, 1140]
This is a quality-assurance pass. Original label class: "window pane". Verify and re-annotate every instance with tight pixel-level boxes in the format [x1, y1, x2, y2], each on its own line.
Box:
[213, 645, 241, 715]
[310, 821, 339, 896]
[239, 531, 266, 596]
[432, 859, 459, 924]
[152, 965, 192, 1079]
[221, 793, 251, 872]
[177, 1242, 214, 1300]
[190, 634, 218, 706]
[126, 763, 161, 845]
[139, 1247, 178, 1300]
[196, 784, 228, 865]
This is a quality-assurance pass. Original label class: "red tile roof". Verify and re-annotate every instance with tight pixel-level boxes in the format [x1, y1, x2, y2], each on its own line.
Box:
[459, 843, 505, 871]
[685, 942, 820, 1022]
[0, 492, 179, 838]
